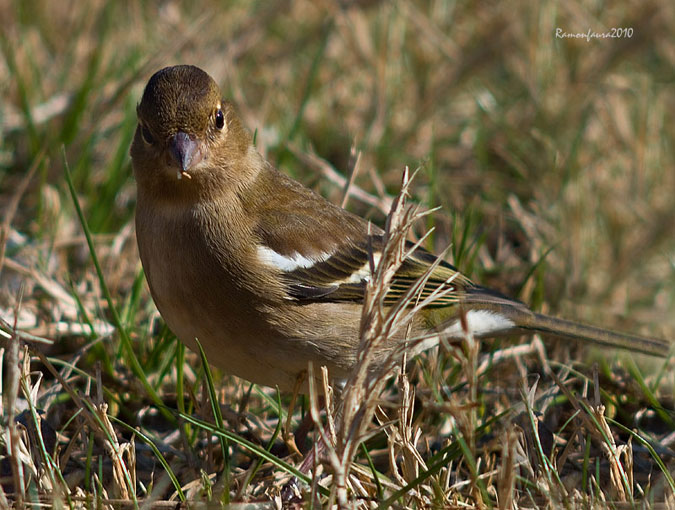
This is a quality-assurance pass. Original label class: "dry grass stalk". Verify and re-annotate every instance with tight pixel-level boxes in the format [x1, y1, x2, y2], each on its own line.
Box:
[2, 316, 69, 507]
[94, 402, 136, 500]
[520, 377, 569, 506]
[0, 153, 41, 284]
[497, 429, 517, 510]
[287, 142, 394, 216]
[306, 167, 464, 507]
[385, 374, 430, 507]
[25, 351, 141, 504]
[2, 312, 27, 507]
[337, 167, 419, 506]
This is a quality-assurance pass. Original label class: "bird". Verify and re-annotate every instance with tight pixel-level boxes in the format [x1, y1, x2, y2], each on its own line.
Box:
[130, 65, 670, 392]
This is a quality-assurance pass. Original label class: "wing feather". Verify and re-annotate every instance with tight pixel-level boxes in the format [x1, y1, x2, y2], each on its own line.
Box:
[272, 234, 470, 307]
[251, 175, 471, 307]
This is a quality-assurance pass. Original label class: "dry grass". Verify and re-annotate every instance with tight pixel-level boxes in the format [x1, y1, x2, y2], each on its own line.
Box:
[1, 0, 674, 508]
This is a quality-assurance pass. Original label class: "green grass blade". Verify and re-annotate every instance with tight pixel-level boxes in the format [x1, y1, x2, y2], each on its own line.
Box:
[195, 338, 230, 504]
[62, 146, 175, 425]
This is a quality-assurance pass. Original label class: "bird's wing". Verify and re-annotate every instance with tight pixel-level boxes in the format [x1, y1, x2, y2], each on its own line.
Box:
[256, 228, 470, 306]
[252, 169, 471, 306]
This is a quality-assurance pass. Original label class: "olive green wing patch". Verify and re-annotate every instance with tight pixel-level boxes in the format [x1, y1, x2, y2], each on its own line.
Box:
[284, 236, 470, 307]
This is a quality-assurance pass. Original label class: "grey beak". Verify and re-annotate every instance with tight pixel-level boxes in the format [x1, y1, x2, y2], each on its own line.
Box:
[169, 131, 199, 171]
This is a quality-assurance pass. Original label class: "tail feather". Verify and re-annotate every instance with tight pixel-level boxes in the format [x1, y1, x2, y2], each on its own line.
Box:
[523, 312, 670, 357]
[458, 286, 671, 357]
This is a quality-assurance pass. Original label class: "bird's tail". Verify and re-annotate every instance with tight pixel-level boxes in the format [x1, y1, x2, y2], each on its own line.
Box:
[522, 312, 670, 357]
[456, 286, 670, 357]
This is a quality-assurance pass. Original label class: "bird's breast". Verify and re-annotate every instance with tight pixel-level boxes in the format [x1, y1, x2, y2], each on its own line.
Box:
[136, 201, 276, 377]
[135, 198, 360, 389]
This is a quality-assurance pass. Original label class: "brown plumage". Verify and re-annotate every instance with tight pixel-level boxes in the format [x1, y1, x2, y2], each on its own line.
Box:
[131, 65, 670, 391]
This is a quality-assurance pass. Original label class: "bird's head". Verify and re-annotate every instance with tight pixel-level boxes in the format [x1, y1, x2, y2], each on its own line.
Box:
[131, 65, 251, 196]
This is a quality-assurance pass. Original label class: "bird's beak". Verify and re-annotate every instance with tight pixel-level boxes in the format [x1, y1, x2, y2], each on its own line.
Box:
[169, 131, 202, 179]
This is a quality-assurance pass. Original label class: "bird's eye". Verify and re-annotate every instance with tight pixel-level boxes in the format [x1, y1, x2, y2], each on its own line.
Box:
[215, 109, 225, 130]
[141, 124, 155, 145]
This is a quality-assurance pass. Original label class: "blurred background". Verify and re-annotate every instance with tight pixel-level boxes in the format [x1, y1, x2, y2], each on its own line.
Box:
[1, 0, 674, 503]
[2, 1, 673, 335]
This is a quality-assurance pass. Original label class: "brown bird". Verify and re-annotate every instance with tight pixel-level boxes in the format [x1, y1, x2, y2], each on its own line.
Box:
[130, 65, 669, 392]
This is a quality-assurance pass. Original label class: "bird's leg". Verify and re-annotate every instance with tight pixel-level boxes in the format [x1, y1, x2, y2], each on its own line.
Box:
[292, 395, 325, 454]
[283, 371, 306, 458]
[280, 407, 330, 505]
